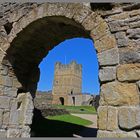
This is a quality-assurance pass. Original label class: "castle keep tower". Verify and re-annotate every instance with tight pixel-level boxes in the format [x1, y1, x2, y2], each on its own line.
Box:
[52, 61, 82, 105]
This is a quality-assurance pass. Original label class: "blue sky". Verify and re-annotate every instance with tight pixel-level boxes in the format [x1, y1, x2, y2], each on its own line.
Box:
[37, 38, 100, 95]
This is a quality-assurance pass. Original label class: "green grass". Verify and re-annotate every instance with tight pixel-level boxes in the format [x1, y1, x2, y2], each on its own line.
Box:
[48, 114, 93, 126]
[52, 105, 97, 114]
[31, 109, 98, 137]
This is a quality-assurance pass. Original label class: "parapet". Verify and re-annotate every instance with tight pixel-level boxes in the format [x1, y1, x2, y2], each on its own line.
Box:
[55, 61, 82, 72]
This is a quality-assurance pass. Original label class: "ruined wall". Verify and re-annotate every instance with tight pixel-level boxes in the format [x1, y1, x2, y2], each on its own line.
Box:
[34, 91, 53, 109]
[0, 2, 139, 138]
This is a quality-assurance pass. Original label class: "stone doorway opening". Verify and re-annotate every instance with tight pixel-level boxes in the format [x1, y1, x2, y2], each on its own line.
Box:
[59, 97, 65, 105]
[72, 97, 75, 106]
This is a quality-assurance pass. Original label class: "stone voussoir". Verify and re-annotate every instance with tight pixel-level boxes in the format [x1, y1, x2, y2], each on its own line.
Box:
[73, 4, 92, 23]
[90, 20, 109, 39]
[93, 33, 116, 53]
[98, 48, 119, 66]
[82, 12, 98, 31]
[43, 3, 68, 17]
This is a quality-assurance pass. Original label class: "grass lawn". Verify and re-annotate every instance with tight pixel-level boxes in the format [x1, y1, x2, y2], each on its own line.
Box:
[52, 105, 97, 114]
[48, 114, 93, 126]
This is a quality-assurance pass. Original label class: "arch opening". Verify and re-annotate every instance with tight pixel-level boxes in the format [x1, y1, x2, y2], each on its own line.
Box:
[72, 97, 75, 106]
[2, 14, 99, 138]
[4, 16, 91, 98]
[59, 97, 65, 105]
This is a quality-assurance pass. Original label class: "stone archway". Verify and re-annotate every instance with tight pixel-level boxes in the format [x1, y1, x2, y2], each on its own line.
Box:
[72, 97, 75, 106]
[0, 2, 140, 138]
[59, 97, 64, 105]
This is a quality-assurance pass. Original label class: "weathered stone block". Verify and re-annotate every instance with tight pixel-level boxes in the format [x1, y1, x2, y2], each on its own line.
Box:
[97, 130, 137, 138]
[117, 37, 128, 47]
[93, 34, 116, 53]
[98, 48, 119, 66]
[98, 106, 107, 130]
[73, 4, 91, 23]
[12, 22, 23, 35]
[10, 99, 18, 112]
[119, 107, 140, 130]
[36, 4, 46, 18]
[0, 75, 13, 87]
[24, 112, 33, 125]
[0, 37, 9, 52]
[107, 106, 118, 131]
[130, 9, 140, 17]
[99, 66, 116, 82]
[0, 96, 10, 109]
[18, 110, 25, 125]
[12, 78, 22, 88]
[25, 94, 34, 110]
[21, 126, 30, 138]
[107, 12, 129, 21]
[9, 111, 19, 125]
[90, 21, 109, 40]
[127, 28, 140, 39]
[3, 87, 17, 97]
[3, 111, 10, 125]
[7, 128, 21, 138]
[64, 3, 80, 18]
[130, 21, 140, 28]
[0, 129, 7, 137]
[117, 64, 140, 82]
[119, 49, 140, 64]
[108, 20, 129, 32]
[100, 82, 139, 106]
[45, 3, 68, 17]
[82, 12, 97, 30]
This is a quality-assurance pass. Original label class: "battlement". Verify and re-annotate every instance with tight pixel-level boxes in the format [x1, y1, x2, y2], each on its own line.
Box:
[55, 61, 82, 73]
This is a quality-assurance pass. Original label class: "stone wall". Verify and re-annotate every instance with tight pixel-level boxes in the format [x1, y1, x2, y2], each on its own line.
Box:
[34, 91, 53, 109]
[97, 3, 140, 137]
[0, 2, 139, 138]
